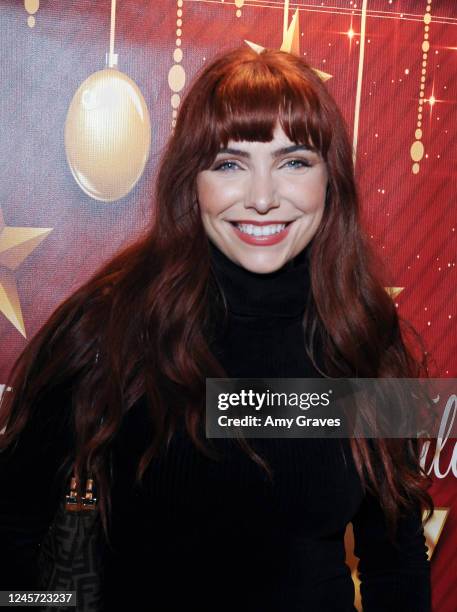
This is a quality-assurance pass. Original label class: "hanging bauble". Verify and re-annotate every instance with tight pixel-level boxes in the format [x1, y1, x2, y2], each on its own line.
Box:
[64, 67, 151, 202]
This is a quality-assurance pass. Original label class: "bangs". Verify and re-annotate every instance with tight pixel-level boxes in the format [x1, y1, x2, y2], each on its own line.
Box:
[210, 58, 332, 157]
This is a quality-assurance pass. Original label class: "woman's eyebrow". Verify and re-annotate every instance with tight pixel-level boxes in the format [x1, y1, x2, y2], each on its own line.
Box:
[273, 145, 317, 157]
[217, 144, 315, 158]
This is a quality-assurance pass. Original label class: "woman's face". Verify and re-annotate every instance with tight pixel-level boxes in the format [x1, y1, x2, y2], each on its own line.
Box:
[196, 122, 328, 273]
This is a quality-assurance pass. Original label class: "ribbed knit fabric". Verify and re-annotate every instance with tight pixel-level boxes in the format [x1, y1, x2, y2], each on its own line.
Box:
[0, 240, 431, 612]
[206, 239, 320, 378]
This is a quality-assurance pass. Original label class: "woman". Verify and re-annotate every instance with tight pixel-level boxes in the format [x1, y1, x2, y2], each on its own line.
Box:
[0, 46, 433, 611]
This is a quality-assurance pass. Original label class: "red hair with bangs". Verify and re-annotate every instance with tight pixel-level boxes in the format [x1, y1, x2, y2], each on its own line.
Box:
[0, 46, 433, 541]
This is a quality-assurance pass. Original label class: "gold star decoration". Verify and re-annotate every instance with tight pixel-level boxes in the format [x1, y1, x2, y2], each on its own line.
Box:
[423, 506, 449, 560]
[385, 287, 405, 300]
[244, 0, 332, 81]
[0, 207, 52, 337]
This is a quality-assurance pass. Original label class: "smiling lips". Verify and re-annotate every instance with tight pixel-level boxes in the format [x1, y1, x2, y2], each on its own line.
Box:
[229, 220, 293, 246]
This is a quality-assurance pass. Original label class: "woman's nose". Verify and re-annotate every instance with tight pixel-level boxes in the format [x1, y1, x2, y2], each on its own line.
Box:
[245, 171, 279, 213]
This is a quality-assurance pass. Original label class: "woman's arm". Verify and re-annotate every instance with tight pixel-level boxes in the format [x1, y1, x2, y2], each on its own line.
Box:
[0, 386, 74, 589]
[352, 488, 431, 612]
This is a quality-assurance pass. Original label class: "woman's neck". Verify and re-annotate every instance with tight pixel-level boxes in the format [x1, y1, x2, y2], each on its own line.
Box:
[208, 240, 311, 320]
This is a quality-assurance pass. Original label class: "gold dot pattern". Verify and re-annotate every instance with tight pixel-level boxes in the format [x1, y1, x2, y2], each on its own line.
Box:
[24, 0, 39, 28]
[169, 0, 186, 130]
[411, 140, 424, 162]
[411, 0, 432, 174]
[235, 0, 244, 18]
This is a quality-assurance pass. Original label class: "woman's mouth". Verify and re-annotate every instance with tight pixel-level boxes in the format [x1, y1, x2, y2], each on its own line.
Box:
[229, 221, 292, 246]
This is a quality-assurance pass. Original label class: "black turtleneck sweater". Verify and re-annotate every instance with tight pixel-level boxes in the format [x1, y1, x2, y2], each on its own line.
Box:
[0, 241, 431, 611]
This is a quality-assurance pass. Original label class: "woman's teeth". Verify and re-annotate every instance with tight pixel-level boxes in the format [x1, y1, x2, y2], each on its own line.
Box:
[235, 223, 287, 236]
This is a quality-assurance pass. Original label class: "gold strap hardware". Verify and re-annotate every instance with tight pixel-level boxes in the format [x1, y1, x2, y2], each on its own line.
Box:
[65, 474, 98, 512]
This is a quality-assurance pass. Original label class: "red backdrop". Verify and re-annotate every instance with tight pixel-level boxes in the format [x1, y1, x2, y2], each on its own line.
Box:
[0, 1, 455, 609]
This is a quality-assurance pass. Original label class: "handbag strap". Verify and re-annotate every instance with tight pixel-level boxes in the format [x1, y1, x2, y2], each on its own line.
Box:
[65, 381, 101, 513]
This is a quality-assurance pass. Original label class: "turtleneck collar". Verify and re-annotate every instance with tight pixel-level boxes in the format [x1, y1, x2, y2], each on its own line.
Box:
[208, 240, 311, 319]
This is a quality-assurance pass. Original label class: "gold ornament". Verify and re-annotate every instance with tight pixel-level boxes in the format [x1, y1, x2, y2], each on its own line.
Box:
[65, 68, 151, 202]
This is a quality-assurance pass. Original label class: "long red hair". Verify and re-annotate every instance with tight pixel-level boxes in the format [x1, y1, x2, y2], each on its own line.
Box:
[0, 46, 434, 541]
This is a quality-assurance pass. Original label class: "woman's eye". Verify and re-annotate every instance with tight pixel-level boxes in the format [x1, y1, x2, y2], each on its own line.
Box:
[283, 159, 312, 169]
[213, 160, 240, 171]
